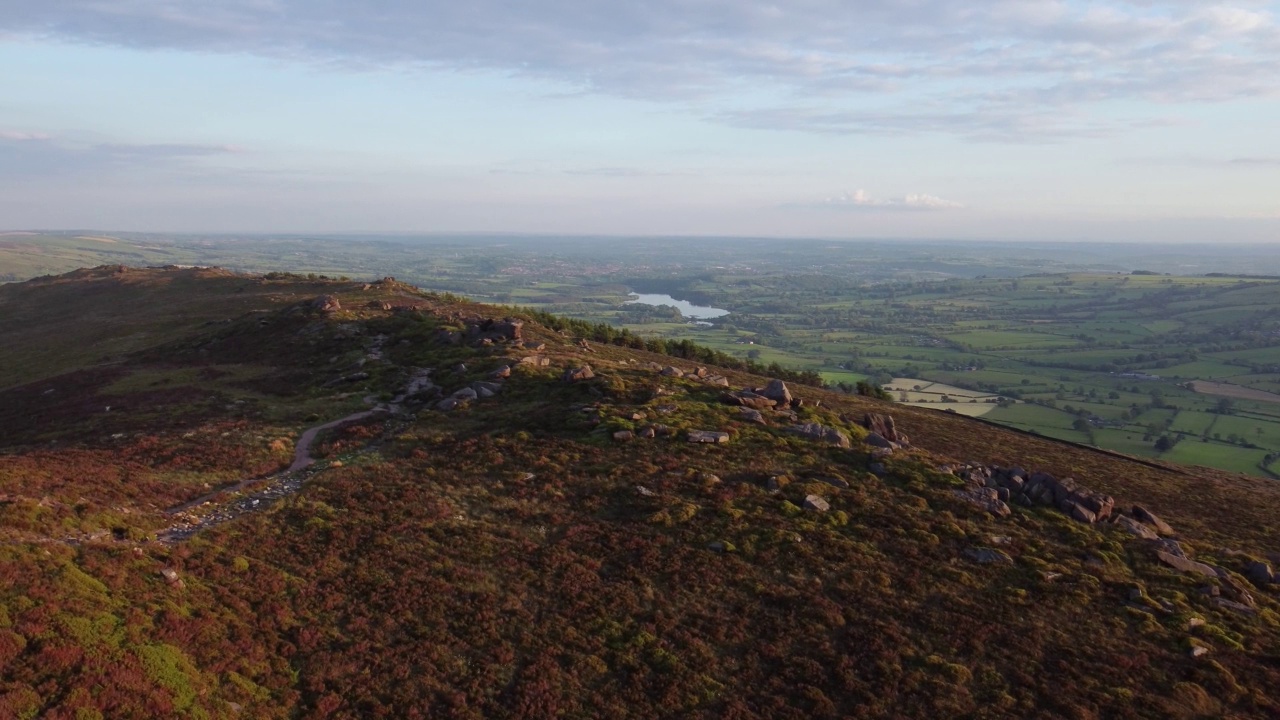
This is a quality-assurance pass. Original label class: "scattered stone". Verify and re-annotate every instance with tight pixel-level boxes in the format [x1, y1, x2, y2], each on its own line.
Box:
[160, 568, 184, 588]
[636, 485, 655, 497]
[698, 472, 722, 484]
[1190, 646, 1211, 658]
[1157, 551, 1219, 578]
[954, 488, 1012, 518]
[707, 541, 734, 553]
[705, 375, 731, 387]
[738, 407, 767, 425]
[366, 300, 393, 311]
[766, 475, 787, 492]
[563, 365, 595, 382]
[1114, 515, 1160, 540]
[627, 411, 647, 421]
[523, 341, 546, 351]
[436, 397, 461, 411]
[1133, 505, 1175, 536]
[660, 366, 685, 378]
[965, 547, 1013, 565]
[650, 424, 675, 438]
[489, 365, 512, 380]
[613, 430, 634, 442]
[519, 355, 552, 367]
[655, 404, 679, 415]
[472, 380, 502, 394]
[687, 430, 730, 444]
[788, 423, 852, 449]
[452, 387, 479, 401]
[803, 495, 830, 512]
[638, 426, 657, 439]
[760, 379, 792, 405]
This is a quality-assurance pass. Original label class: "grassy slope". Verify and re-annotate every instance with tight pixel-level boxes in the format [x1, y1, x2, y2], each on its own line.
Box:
[0, 269, 1278, 718]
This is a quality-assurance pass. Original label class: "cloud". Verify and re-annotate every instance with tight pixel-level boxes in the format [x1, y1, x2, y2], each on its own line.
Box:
[0, 134, 242, 180]
[0, 129, 52, 141]
[813, 189, 965, 211]
[3, 2, 1279, 141]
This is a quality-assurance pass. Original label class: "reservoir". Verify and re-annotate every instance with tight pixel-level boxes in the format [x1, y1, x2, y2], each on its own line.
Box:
[625, 293, 730, 319]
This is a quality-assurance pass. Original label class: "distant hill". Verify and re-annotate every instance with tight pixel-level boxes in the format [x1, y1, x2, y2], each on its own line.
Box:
[0, 267, 1277, 718]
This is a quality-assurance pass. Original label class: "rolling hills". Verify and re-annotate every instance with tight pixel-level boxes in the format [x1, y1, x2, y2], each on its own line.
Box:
[1, 266, 1278, 719]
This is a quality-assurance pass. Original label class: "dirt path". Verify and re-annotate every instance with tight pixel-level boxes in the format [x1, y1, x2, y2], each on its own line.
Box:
[156, 367, 435, 543]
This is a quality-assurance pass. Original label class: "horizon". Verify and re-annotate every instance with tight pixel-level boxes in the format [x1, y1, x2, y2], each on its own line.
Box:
[3, 2, 1279, 241]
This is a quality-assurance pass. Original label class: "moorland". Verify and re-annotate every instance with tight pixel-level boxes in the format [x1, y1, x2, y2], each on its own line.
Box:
[0, 265, 1278, 718]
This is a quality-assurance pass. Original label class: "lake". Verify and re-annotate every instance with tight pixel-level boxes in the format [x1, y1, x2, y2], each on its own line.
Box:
[625, 293, 730, 319]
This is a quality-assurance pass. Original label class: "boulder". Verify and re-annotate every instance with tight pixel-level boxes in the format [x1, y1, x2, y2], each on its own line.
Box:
[1246, 561, 1275, 586]
[519, 356, 552, 367]
[436, 397, 461, 411]
[687, 430, 730, 444]
[613, 430, 634, 442]
[160, 568, 184, 587]
[964, 547, 1013, 565]
[722, 391, 777, 410]
[660, 366, 685, 378]
[452, 387, 479, 401]
[705, 375, 731, 387]
[863, 432, 893, 449]
[738, 407, 767, 425]
[788, 423, 852, 449]
[471, 381, 503, 395]
[1156, 551, 1219, 578]
[803, 495, 830, 512]
[638, 426, 657, 439]
[760, 379, 792, 405]
[1133, 505, 1175, 536]
[563, 365, 595, 383]
[489, 365, 512, 380]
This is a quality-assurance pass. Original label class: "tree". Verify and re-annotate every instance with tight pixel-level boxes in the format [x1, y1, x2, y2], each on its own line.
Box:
[1214, 397, 1235, 415]
[1154, 435, 1174, 452]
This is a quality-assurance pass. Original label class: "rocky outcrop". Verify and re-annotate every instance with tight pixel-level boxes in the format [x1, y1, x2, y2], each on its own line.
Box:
[954, 487, 1012, 518]
[862, 413, 909, 446]
[787, 423, 852, 449]
[310, 295, 342, 313]
[465, 317, 523, 344]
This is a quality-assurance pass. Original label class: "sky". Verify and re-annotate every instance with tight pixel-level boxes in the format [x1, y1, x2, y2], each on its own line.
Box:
[1, 1, 1279, 241]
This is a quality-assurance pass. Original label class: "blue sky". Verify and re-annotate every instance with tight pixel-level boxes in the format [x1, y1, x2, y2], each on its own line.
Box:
[2, 1, 1279, 241]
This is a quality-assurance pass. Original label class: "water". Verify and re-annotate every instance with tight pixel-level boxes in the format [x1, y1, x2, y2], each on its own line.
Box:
[625, 293, 729, 319]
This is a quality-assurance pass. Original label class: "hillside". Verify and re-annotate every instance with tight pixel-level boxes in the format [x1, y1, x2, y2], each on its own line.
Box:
[1, 267, 1279, 718]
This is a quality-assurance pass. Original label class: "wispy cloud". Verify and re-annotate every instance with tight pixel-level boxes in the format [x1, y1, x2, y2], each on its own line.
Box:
[805, 189, 965, 211]
[4, 1, 1279, 142]
[0, 133, 242, 180]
